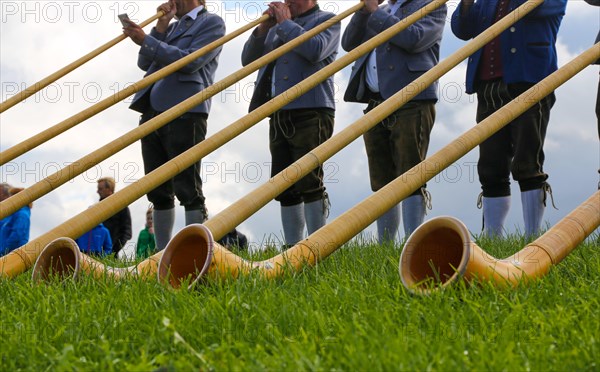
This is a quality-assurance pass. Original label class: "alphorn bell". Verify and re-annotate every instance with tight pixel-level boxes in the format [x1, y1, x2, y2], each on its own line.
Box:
[399, 192, 600, 294]
[157, 23, 599, 288]
[0, 11, 164, 114]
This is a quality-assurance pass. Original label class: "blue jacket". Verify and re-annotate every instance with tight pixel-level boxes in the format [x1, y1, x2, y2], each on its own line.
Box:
[76, 223, 113, 256]
[0, 206, 31, 256]
[130, 9, 226, 114]
[584, 0, 600, 64]
[451, 0, 567, 94]
[343, 0, 447, 103]
[242, 5, 341, 112]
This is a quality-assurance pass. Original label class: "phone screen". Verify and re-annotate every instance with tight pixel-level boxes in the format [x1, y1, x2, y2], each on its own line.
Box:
[118, 13, 130, 27]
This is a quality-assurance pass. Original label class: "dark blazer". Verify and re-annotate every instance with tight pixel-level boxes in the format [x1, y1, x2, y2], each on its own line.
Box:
[130, 10, 226, 114]
[451, 0, 567, 93]
[342, 0, 447, 103]
[241, 6, 340, 112]
[584, 0, 600, 64]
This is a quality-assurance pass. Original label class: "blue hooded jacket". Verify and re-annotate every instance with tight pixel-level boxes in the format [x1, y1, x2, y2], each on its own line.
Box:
[76, 223, 113, 256]
[0, 206, 31, 256]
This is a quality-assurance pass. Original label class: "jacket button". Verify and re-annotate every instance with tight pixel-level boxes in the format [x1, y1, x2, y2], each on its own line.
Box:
[386, 47, 391, 52]
[510, 27, 516, 32]
[510, 48, 517, 53]
[283, 76, 289, 80]
[388, 65, 394, 70]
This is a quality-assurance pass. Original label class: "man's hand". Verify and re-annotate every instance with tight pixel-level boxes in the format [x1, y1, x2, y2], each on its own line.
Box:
[270, 2, 291, 24]
[256, 6, 277, 36]
[122, 19, 146, 45]
[156, 0, 177, 34]
[363, 0, 385, 14]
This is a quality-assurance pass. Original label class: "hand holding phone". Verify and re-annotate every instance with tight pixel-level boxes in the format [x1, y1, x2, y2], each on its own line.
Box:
[118, 13, 131, 27]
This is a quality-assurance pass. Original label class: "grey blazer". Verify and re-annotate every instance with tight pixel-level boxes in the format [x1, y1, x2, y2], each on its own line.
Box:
[342, 0, 446, 103]
[241, 6, 341, 112]
[130, 10, 226, 115]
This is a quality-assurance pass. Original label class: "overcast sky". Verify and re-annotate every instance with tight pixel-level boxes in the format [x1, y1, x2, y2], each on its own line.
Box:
[1, 0, 598, 258]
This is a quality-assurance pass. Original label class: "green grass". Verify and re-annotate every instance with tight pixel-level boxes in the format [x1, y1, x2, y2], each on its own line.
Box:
[1, 233, 599, 371]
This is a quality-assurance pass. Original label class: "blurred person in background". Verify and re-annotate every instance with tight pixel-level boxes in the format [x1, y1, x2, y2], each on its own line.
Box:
[0, 182, 13, 232]
[76, 222, 113, 257]
[97, 177, 132, 258]
[0, 187, 31, 256]
[136, 206, 156, 259]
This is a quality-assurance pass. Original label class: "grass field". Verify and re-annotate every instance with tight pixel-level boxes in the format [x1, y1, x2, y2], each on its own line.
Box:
[1, 233, 598, 371]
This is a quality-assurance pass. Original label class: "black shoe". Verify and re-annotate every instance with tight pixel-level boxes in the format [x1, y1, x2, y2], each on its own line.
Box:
[217, 228, 248, 250]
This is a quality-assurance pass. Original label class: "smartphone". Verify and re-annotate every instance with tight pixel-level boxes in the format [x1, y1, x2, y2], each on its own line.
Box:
[118, 13, 130, 27]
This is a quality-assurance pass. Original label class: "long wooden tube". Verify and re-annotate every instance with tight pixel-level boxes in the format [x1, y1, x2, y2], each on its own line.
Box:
[159, 29, 599, 288]
[0, 14, 269, 166]
[0, 12, 164, 114]
[0, 4, 361, 219]
[2, 3, 365, 278]
[399, 192, 600, 294]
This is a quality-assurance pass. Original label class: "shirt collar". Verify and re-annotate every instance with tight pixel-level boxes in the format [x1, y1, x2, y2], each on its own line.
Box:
[387, 0, 404, 13]
[294, 4, 320, 20]
[180, 5, 204, 20]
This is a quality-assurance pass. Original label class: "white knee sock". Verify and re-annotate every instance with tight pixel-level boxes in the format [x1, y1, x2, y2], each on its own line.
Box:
[281, 204, 305, 246]
[402, 195, 426, 237]
[521, 189, 545, 237]
[304, 198, 329, 235]
[185, 209, 207, 225]
[153, 208, 175, 251]
[377, 204, 400, 244]
[482, 196, 511, 237]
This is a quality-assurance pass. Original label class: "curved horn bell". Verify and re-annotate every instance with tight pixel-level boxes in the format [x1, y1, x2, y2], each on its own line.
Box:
[31, 238, 81, 282]
[31, 237, 131, 282]
[399, 192, 600, 294]
[157, 224, 214, 289]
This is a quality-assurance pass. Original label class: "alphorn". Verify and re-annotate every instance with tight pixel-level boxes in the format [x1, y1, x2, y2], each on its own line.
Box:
[2, 2, 366, 278]
[0, 12, 164, 114]
[154, 41, 599, 288]
[30, 0, 560, 284]
[399, 191, 599, 294]
[24, 0, 447, 281]
[0, 13, 269, 166]
[0, 4, 360, 219]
